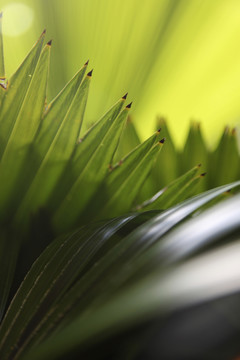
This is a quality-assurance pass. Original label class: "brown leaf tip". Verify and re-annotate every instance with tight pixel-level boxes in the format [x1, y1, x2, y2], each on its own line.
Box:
[87, 69, 93, 77]
[197, 163, 202, 168]
[122, 93, 128, 100]
[0, 83, 7, 90]
[200, 172, 207, 177]
[157, 128, 161, 133]
[0, 78, 8, 90]
[159, 137, 166, 144]
[126, 102, 132, 109]
[42, 29, 46, 35]
[84, 60, 89, 66]
[47, 40, 52, 46]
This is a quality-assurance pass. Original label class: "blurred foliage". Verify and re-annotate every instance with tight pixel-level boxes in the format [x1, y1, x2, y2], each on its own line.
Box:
[118, 116, 240, 202]
[1, 0, 240, 146]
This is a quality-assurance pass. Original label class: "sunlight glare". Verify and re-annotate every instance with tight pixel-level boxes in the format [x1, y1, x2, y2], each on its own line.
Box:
[1, 2, 34, 37]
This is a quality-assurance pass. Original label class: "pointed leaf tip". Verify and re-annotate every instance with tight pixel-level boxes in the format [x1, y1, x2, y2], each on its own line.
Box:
[197, 163, 202, 168]
[126, 102, 132, 109]
[122, 93, 128, 100]
[87, 69, 93, 77]
[201, 172, 207, 177]
[42, 29, 46, 35]
[84, 60, 89, 66]
[159, 137, 166, 144]
[157, 128, 161, 133]
[47, 39, 52, 46]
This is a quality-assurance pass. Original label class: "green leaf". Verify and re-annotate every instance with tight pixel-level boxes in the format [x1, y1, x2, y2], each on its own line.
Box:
[35, 62, 88, 159]
[39, 183, 240, 348]
[148, 192, 240, 264]
[13, 66, 90, 232]
[21, 189, 240, 360]
[50, 100, 129, 233]
[0, 211, 156, 352]
[180, 122, 208, 192]
[91, 132, 164, 220]
[0, 12, 7, 99]
[34, 239, 240, 360]
[0, 30, 46, 160]
[44, 96, 126, 222]
[209, 127, 240, 188]
[137, 117, 179, 202]
[113, 115, 141, 163]
[0, 38, 50, 318]
[0, 41, 50, 221]
[171, 172, 207, 204]
[138, 164, 201, 211]
[0, 12, 4, 79]
[1, 181, 239, 359]
[153, 116, 179, 188]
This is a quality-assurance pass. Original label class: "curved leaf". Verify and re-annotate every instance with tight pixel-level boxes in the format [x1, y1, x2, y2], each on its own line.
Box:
[0, 213, 145, 360]
[21, 193, 240, 360]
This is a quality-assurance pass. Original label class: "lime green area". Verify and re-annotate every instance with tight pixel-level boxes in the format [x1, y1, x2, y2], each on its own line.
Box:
[1, 0, 240, 147]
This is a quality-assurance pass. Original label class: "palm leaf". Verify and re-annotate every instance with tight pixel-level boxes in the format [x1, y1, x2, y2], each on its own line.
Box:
[13, 65, 90, 231]
[0, 183, 239, 359]
[0, 25, 240, 360]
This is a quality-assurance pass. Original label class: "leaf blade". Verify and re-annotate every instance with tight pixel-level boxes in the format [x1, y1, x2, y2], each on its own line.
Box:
[0, 30, 46, 159]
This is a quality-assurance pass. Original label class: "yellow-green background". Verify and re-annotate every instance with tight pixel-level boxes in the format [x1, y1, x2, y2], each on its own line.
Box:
[1, 0, 240, 147]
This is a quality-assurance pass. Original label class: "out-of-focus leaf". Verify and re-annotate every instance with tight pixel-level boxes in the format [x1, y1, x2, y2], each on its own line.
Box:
[153, 116, 179, 187]
[0, 12, 6, 102]
[180, 122, 208, 192]
[113, 115, 141, 162]
[0, 12, 4, 79]
[21, 192, 240, 360]
[209, 127, 240, 188]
